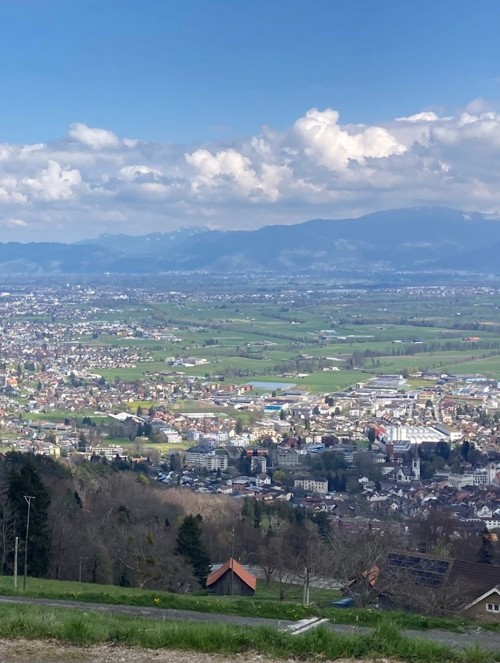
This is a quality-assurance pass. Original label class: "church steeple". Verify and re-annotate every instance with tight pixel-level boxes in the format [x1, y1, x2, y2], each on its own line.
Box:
[412, 445, 420, 481]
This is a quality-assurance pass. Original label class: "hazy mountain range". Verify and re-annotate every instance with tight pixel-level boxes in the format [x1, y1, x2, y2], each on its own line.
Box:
[1, 207, 500, 275]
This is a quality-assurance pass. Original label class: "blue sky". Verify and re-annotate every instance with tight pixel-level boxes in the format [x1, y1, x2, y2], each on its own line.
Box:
[0, 0, 499, 240]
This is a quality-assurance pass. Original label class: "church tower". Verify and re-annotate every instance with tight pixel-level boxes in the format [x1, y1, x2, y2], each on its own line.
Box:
[488, 461, 497, 485]
[412, 446, 421, 481]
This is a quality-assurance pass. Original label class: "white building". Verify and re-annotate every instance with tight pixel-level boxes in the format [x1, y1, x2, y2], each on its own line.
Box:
[206, 454, 228, 472]
[385, 425, 447, 445]
[294, 478, 328, 495]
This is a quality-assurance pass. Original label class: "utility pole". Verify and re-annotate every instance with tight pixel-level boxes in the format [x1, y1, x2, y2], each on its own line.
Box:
[13, 537, 18, 590]
[23, 496, 35, 590]
[230, 526, 235, 596]
[79, 555, 86, 584]
[303, 566, 310, 606]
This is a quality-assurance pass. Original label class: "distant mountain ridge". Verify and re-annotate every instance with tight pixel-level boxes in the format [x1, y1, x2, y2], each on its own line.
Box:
[1, 207, 500, 274]
[75, 226, 207, 255]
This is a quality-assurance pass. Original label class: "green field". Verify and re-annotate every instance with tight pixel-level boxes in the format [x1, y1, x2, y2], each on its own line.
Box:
[8, 280, 500, 399]
[68, 286, 500, 394]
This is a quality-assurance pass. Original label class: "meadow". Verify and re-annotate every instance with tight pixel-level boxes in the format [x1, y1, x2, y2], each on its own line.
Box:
[0, 604, 485, 663]
[68, 283, 500, 393]
[0, 575, 496, 635]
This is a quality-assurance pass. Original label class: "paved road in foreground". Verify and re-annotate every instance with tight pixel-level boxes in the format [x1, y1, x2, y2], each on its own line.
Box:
[0, 595, 499, 653]
[0, 595, 295, 630]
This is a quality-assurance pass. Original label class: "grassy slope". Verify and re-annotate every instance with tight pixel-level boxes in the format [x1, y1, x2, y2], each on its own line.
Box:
[0, 575, 496, 634]
[0, 604, 492, 663]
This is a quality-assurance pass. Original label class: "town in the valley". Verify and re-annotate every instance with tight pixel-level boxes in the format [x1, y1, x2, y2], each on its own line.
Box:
[4, 276, 500, 623]
[2, 278, 500, 537]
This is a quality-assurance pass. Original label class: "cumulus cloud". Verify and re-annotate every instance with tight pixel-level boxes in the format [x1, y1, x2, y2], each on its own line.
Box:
[0, 103, 499, 240]
[294, 108, 406, 170]
[0, 176, 27, 204]
[68, 123, 121, 150]
[119, 165, 163, 182]
[185, 148, 286, 201]
[23, 160, 82, 201]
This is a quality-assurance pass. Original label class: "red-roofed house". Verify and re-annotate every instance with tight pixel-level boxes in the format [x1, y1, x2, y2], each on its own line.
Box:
[206, 557, 257, 596]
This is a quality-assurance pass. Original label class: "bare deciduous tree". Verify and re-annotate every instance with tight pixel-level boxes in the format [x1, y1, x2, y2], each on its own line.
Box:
[325, 527, 397, 606]
[0, 488, 15, 574]
[375, 563, 474, 616]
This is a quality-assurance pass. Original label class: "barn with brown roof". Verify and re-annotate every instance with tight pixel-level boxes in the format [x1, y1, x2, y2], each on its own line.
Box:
[206, 558, 257, 596]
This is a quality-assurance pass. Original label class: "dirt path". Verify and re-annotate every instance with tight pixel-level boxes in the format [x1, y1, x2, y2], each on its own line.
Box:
[0, 641, 385, 663]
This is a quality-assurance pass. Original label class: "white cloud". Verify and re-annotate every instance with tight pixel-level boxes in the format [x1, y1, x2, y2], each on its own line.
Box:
[185, 148, 262, 197]
[0, 145, 14, 161]
[396, 111, 440, 123]
[0, 174, 27, 204]
[68, 122, 121, 150]
[5, 218, 28, 228]
[23, 160, 82, 201]
[119, 165, 163, 182]
[293, 108, 406, 170]
[0, 104, 499, 240]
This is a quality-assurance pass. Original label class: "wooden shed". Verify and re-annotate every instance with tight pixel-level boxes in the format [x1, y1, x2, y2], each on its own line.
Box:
[206, 557, 257, 596]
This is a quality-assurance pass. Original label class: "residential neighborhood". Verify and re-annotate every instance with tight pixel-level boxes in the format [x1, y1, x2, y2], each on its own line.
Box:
[1, 284, 500, 539]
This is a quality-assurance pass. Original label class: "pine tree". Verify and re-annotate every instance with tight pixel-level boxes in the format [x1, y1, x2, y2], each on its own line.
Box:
[241, 497, 262, 528]
[461, 440, 471, 462]
[478, 527, 494, 565]
[8, 460, 51, 577]
[175, 514, 211, 586]
[78, 431, 87, 451]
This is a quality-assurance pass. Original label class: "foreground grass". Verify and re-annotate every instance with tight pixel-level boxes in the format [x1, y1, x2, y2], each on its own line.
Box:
[0, 604, 494, 663]
[0, 575, 496, 634]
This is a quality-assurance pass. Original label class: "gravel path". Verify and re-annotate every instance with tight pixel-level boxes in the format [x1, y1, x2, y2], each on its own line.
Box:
[0, 641, 274, 663]
[0, 641, 391, 663]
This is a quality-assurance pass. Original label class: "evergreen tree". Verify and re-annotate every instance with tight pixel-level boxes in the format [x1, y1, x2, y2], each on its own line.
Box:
[169, 453, 182, 472]
[78, 431, 87, 451]
[478, 528, 494, 565]
[435, 440, 451, 460]
[237, 450, 251, 475]
[7, 460, 51, 577]
[367, 428, 376, 444]
[461, 440, 471, 462]
[311, 511, 331, 540]
[242, 497, 262, 528]
[175, 514, 211, 586]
